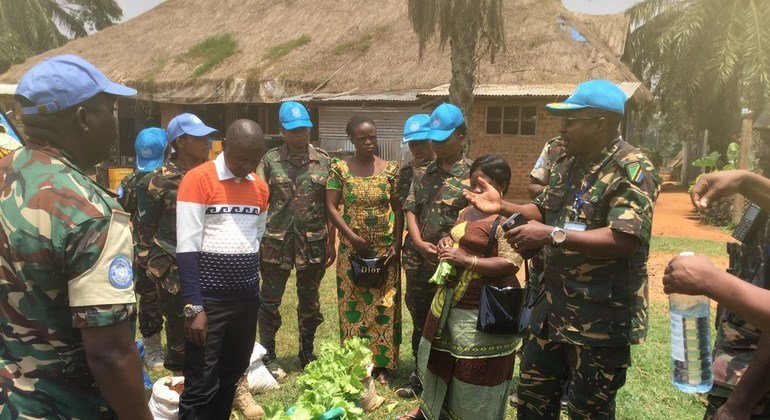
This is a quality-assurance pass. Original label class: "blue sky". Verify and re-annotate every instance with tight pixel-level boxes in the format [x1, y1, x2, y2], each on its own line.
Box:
[116, 0, 643, 21]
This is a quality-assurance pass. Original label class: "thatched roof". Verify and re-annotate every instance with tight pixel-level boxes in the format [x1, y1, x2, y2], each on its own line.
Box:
[571, 12, 631, 59]
[0, 0, 647, 104]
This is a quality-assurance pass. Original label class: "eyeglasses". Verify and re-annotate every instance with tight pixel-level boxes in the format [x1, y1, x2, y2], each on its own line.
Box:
[561, 116, 601, 128]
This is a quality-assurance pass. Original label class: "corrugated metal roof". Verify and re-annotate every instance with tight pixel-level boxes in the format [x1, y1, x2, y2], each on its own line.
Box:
[418, 82, 643, 99]
[285, 92, 419, 103]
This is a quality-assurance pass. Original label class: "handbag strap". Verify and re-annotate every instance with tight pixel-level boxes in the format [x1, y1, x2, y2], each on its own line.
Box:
[484, 215, 503, 258]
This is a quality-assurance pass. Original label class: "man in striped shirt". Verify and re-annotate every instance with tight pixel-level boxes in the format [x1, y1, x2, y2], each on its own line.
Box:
[176, 120, 269, 419]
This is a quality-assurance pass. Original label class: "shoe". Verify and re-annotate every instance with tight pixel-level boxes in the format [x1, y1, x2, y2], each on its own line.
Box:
[298, 336, 317, 369]
[142, 334, 165, 371]
[234, 377, 264, 420]
[373, 368, 395, 386]
[262, 353, 287, 383]
[395, 372, 422, 398]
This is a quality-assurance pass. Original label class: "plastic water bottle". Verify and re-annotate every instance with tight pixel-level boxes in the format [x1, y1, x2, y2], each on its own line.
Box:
[669, 252, 713, 393]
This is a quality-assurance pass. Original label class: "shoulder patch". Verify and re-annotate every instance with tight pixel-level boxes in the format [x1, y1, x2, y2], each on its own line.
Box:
[625, 161, 645, 185]
[108, 256, 133, 289]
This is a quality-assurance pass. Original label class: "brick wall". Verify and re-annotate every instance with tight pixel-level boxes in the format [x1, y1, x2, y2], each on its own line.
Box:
[160, 103, 184, 130]
[467, 99, 561, 200]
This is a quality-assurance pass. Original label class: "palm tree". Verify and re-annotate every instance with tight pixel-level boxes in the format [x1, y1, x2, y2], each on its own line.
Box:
[0, 0, 122, 72]
[628, 0, 770, 152]
[407, 0, 506, 147]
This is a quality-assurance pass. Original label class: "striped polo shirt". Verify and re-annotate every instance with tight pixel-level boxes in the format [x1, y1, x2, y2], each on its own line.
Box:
[176, 153, 269, 305]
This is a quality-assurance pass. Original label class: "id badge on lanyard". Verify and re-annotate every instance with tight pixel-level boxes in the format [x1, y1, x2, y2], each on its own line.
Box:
[564, 206, 587, 232]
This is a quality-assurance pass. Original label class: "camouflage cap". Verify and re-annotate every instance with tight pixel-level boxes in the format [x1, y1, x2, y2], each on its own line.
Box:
[754, 108, 770, 131]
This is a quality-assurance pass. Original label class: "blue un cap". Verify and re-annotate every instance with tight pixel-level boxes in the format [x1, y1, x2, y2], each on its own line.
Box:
[546, 80, 627, 116]
[15, 55, 136, 115]
[427, 103, 465, 142]
[135, 128, 167, 172]
[279, 101, 313, 130]
[166, 113, 218, 143]
[402, 114, 431, 143]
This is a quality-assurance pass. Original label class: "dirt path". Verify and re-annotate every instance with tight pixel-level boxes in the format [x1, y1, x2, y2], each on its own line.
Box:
[647, 182, 732, 302]
[652, 183, 734, 242]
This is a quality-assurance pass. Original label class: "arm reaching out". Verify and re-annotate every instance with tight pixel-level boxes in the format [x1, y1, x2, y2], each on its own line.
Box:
[663, 254, 770, 332]
[692, 170, 770, 212]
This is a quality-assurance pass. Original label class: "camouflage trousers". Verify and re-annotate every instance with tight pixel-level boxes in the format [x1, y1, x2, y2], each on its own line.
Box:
[704, 386, 770, 419]
[156, 285, 185, 372]
[258, 262, 325, 354]
[403, 245, 438, 361]
[516, 334, 630, 420]
[134, 266, 162, 338]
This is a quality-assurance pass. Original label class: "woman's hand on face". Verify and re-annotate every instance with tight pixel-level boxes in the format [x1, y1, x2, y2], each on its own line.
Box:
[438, 247, 471, 268]
[463, 177, 503, 214]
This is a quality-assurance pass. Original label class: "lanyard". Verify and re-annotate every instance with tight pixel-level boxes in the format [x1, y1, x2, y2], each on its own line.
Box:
[563, 140, 623, 220]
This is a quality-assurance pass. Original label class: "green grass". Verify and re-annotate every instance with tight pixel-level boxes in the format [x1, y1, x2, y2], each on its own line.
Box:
[147, 271, 711, 419]
[331, 34, 374, 55]
[263, 35, 311, 60]
[177, 34, 237, 78]
[651, 235, 727, 258]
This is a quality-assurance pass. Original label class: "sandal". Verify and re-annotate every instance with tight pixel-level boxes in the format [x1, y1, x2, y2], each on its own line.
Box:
[375, 369, 395, 386]
[397, 407, 425, 420]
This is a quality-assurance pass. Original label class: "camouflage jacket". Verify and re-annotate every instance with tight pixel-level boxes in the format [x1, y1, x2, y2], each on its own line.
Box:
[532, 138, 660, 347]
[138, 154, 190, 293]
[404, 157, 472, 269]
[713, 218, 770, 390]
[0, 145, 136, 418]
[257, 144, 330, 270]
[397, 158, 432, 208]
[118, 170, 154, 271]
[530, 136, 565, 185]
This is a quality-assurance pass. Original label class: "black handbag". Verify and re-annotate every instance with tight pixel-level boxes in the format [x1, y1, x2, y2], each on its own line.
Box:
[348, 254, 388, 288]
[476, 216, 533, 335]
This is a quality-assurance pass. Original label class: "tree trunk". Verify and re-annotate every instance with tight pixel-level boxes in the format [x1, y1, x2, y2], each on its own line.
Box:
[448, 0, 478, 154]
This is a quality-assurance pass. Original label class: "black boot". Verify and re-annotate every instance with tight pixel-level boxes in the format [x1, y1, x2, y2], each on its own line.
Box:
[298, 336, 317, 369]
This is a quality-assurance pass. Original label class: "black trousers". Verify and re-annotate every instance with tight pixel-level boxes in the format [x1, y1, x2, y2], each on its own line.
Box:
[179, 298, 259, 420]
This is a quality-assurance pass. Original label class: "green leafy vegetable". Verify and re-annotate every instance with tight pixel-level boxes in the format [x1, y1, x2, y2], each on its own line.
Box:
[263, 338, 372, 420]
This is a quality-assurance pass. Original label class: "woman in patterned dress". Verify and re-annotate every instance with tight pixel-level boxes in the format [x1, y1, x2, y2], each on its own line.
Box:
[325, 116, 404, 384]
[400, 155, 523, 420]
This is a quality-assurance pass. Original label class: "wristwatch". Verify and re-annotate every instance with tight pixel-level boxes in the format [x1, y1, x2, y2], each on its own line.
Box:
[551, 227, 567, 246]
[183, 304, 204, 318]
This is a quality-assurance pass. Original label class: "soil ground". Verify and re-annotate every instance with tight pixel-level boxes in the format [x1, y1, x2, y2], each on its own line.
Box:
[647, 182, 732, 302]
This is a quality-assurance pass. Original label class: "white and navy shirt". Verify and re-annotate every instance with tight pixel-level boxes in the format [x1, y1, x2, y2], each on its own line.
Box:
[176, 153, 269, 304]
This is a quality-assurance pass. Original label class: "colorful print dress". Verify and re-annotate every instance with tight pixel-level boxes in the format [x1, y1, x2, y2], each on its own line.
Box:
[418, 209, 523, 420]
[327, 158, 402, 369]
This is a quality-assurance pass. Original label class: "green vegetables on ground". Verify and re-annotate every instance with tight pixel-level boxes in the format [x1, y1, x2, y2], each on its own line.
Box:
[263, 337, 372, 420]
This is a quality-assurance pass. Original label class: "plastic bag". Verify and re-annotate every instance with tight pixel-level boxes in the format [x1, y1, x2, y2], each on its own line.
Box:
[360, 364, 385, 412]
[148, 376, 184, 420]
[246, 359, 280, 393]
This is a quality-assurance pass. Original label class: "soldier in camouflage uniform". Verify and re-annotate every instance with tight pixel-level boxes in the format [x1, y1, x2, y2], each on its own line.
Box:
[257, 102, 336, 374]
[138, 113, 217, 373]
[0, 55, 150, 419]
[396, 114, 435, 206]
[401, 104, 472, 397]
[464, 81, 660, 419]
[703, 110, 770, 419]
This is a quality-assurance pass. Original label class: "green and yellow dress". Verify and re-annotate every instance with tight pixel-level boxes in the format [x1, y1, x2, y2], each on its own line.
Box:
[327, 158, 402, 369]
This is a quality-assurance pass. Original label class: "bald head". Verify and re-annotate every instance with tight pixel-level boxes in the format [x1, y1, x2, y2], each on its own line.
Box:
[223, 119, 267, 178]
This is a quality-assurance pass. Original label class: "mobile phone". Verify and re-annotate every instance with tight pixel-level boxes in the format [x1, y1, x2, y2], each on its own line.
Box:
[502, 213, 539, 259]
[502, 213, 528, 232]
